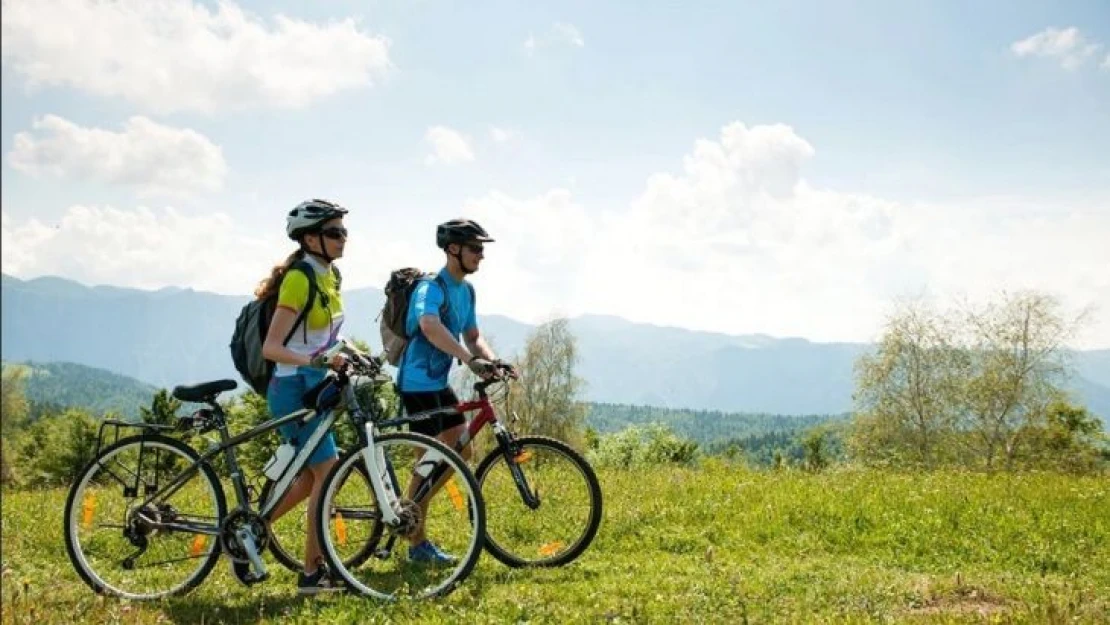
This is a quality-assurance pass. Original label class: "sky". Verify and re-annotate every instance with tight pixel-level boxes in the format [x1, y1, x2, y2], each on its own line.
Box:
[2, 0, 1109, 347]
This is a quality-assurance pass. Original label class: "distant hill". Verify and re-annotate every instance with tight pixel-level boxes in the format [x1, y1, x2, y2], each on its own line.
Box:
[3, 273, 1108, 421]
[1, 360, 158, 419]
[1, 359, 827, 446]
[586, 402, 843, 446]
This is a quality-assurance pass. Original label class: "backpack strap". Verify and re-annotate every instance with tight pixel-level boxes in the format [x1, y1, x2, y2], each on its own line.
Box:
[433, 274, 451, 322]
[282, 260, 319, 346]
[432, 275, 477, 330]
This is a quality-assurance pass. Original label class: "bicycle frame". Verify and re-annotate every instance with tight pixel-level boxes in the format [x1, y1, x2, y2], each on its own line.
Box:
[120, 380, 406, 541]
[380, 378, 538, 508]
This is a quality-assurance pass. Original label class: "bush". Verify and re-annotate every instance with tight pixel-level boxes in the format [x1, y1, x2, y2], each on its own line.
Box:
[588, 423, 699, 468]
[13, 408, 100, 488]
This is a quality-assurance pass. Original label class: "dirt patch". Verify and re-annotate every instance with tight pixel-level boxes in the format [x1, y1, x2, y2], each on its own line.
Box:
[906, 585, 1010, 617]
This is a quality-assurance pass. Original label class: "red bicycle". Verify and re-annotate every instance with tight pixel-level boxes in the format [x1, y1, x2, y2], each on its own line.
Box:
[262, 362, 602, 569]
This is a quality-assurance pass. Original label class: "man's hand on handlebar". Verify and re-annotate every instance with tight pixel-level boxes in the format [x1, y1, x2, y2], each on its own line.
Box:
[467, 357, 497, 379]
[467, 356, 519, 380]
[493, 359, 520, 379]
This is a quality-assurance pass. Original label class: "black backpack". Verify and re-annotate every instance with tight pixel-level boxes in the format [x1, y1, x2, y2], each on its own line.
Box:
[378, 268, 473, 366]
[230, 261, 340, 394]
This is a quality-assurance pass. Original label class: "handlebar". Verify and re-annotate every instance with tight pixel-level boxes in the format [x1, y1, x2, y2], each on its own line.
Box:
[313, 339, 388, 382]
[319, 339, 517, 396]
[473, 361, 519, 396]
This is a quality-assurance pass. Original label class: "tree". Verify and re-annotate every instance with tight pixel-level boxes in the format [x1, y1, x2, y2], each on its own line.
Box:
[1, 368, 31, 485]
[961, 292, 1079, 469]
[1020, 401, 1108, 473]
[16, 408, 99, 487]
[850, 291, 1097, 472]
[503, 318, 587, 445]
[141, 388, 183, 426]
[801, 426, 831, 472]
[850, 299, 967, 468]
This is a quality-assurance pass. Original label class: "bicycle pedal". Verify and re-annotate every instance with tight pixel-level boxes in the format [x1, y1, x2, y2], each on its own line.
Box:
[231, 561, 269, 587]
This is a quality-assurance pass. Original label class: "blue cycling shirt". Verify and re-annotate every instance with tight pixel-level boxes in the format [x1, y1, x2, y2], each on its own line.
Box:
[397, 268, 477, 392]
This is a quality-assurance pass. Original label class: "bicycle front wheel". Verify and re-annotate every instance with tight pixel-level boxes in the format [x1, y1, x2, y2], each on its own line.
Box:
[316, 432, 485, 600]
[476, 436, 602, 567]
[63, 435, 226, 599]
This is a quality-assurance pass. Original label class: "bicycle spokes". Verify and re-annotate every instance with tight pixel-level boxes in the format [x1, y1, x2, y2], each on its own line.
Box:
[477, 436, 602, 568]
[65, 437, 225, 600]
[318, 433, 484, 600]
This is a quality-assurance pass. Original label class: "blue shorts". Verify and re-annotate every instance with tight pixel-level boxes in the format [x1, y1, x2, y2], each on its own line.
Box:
[267, 367, 339, 468]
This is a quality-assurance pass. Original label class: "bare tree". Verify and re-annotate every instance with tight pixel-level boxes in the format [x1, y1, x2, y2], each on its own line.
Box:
[851, 291, 1093, 471]
[504, 318, 587, 445]
[851, 299, 967, 468]
[961, 291, 1080, 469]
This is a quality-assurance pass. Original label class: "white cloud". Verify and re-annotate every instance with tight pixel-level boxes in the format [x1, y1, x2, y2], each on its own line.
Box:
[1, 203, 417, 299]
[490, 126, 515, 143]
[8, 115, 227, 197]
[424, 126, 475, 165]
[463, 122, 1110, 348]
[1103, 53, 1110, 69]
[4, 122, 1107, 348]
[0, 205, 279, 291]
[0, 0, 392, 113]
[1010, 26, 1103, 71]
[524, 22, 585, 55]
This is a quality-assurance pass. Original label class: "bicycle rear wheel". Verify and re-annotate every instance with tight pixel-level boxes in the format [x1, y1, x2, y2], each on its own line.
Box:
[476, 436, 602, 567]
[63, 435, 226, 599]
[261, 461, 382, 572]
[316, 432, 485, 600]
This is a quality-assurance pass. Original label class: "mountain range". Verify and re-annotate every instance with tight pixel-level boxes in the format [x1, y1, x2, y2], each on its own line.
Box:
[3, 273, 1108, 421]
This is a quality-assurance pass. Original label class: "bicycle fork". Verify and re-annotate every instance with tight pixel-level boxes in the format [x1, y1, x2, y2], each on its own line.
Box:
[361, 423, 403, 526]
[492, 423, 541, 510]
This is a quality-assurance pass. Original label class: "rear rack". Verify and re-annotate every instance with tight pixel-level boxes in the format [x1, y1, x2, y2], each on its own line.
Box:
[95, 419, 176, 456]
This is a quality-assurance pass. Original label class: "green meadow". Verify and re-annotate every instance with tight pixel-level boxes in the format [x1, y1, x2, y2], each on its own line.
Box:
[3, 463, 1107, 624]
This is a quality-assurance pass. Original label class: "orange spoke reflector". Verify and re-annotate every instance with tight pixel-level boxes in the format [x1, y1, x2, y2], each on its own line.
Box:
[539, 541, 564, 557]
[82, 494, 96, 529]
[190, 535, 207, 557]
[336, 512, 348, 546]
[446, 479, 464, 511]
[514, 451, 533, 463]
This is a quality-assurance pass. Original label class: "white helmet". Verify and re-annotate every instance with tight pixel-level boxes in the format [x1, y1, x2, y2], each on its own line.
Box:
[286, 199, 348, 240]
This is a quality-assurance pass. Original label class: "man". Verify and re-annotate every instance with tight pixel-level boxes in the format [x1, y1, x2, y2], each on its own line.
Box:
[396, 218, 513, 562]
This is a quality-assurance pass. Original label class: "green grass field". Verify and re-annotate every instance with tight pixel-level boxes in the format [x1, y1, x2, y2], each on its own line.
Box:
[2, 463, 1107, 624]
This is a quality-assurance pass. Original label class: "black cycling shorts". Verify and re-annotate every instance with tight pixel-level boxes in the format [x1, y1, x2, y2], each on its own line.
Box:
[400, 388, 465, 438]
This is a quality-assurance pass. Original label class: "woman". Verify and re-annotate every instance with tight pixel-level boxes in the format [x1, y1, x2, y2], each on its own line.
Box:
[255, 198, 350, 594]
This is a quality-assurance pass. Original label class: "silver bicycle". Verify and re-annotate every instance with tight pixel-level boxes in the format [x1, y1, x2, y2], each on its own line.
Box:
[63, 340, 485, 601]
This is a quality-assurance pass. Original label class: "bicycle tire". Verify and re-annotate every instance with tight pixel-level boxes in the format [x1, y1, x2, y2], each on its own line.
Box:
[63, 434, 227, 599]
[475, 435, 602, 568]
[315, 431, 485, 600]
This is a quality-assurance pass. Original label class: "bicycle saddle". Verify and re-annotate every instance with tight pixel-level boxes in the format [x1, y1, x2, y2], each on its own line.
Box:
[173, 379, 238, 402]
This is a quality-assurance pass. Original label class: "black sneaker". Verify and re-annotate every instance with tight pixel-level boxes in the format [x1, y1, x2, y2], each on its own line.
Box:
[297, 565, 345, 595]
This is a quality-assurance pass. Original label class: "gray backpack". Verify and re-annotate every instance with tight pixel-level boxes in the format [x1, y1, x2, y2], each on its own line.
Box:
[378, 268, 472, 366]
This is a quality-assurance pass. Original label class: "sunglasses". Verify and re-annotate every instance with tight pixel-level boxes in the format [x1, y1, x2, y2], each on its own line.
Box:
[319, 227, 348, 240]
[463, 243, 484, 254]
